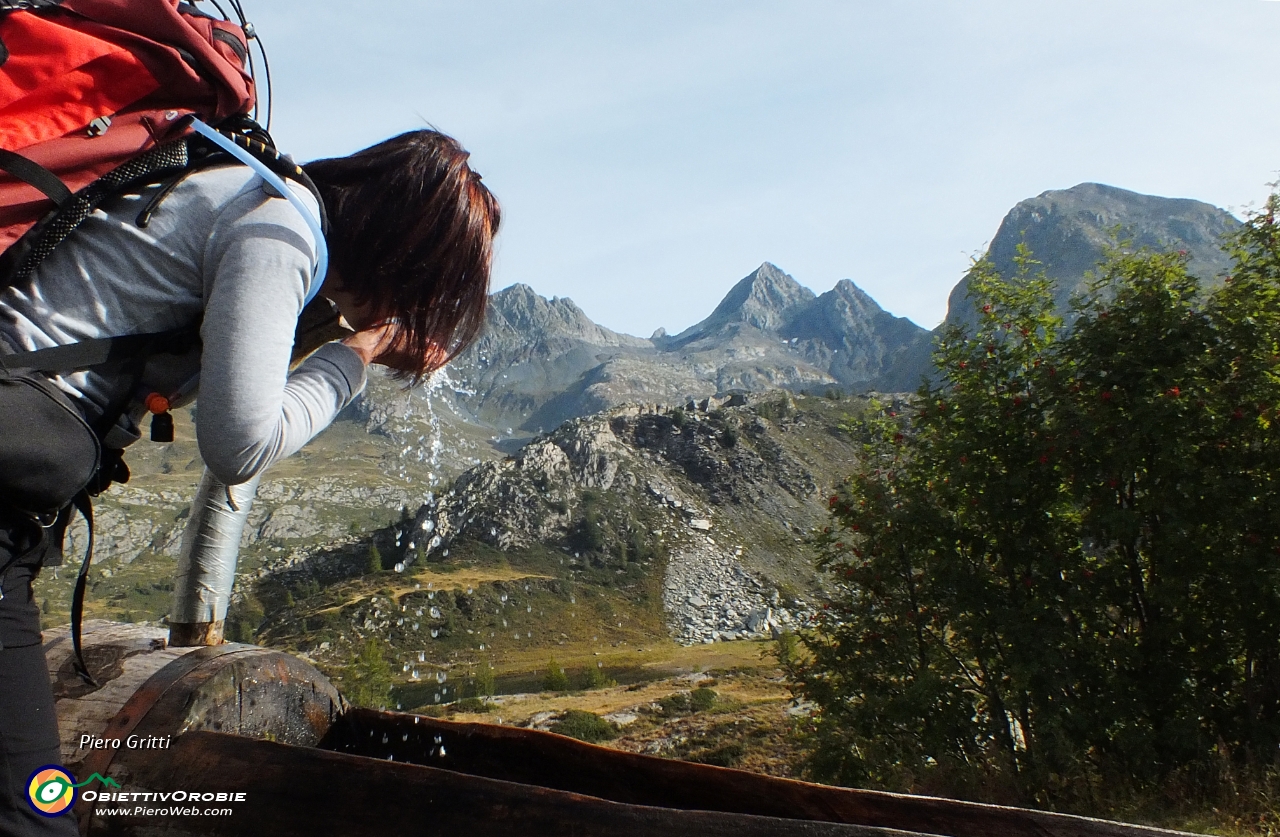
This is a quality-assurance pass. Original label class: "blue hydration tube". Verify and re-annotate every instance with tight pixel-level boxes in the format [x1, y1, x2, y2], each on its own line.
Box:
[189, 118, 328, 304]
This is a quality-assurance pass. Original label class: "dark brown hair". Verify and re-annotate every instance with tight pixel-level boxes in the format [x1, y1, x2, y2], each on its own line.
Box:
[304, 130, 500, 380]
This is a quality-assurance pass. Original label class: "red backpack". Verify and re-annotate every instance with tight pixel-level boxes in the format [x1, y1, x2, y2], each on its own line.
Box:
[0, 0, 319, 282]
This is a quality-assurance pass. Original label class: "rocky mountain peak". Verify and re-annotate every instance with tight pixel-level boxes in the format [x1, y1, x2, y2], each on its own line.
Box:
[675, 263, 816, 342]
[823, 278, 882, 315]
[488, 283, 619, 343]
[941, 182, 1239, 332]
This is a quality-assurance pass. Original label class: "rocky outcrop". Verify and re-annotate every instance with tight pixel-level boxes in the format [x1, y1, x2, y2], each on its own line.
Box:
[407, 406, 654, 555]
[397, 394, 855, 644]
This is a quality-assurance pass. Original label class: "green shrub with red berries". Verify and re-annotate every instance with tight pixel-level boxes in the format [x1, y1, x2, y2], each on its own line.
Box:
[790, 198, 1280, 818]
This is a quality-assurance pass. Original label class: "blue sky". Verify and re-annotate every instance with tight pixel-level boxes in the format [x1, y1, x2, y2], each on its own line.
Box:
[247, 0, 1280, 337]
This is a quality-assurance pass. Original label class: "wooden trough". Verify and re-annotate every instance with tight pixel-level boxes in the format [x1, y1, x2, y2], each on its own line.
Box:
[45, 621, 1197, 837]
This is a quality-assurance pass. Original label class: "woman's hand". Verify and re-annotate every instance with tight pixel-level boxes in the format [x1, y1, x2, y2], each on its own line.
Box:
[340, 322, 395, 366]
[341, 323, 447, 372]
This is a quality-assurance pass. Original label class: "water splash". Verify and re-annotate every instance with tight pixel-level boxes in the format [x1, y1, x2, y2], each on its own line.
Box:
[372, 366, 462, 483]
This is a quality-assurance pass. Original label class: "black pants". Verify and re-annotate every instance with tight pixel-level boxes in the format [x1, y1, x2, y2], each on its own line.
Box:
[0, 513, 78, 836]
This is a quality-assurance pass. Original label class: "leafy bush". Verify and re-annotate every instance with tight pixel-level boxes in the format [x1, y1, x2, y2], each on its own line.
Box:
[569, 491, 606, 553]
[226, 595, 265, 644]
[542, 657, 570, 692]
[625, 527, 665, 564]
[580, 663, 616, 690]
[792, 209, 1280, 811]
[550, 710, 618, 743]
[690, 741, 745, 767]
[340, 639, 393, 709]
[451, 696, 491, 713]
[690, 686, 718, 712]
[658, 687, 717, 716]
[771, 630, 800, 668]
[470, 659, 495, 698]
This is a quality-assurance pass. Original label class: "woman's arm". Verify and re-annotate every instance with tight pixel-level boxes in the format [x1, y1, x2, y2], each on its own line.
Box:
[194, 181, 366, 485]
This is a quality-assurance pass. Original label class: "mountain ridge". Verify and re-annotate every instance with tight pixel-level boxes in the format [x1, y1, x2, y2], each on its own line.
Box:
[941, 182, 1238, 333]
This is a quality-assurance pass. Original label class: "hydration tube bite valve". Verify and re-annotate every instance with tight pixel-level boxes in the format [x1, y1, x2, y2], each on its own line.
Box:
[147, 393, 174, 442]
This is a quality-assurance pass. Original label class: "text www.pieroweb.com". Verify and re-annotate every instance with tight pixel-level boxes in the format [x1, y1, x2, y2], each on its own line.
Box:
[83, 790, 244, 817]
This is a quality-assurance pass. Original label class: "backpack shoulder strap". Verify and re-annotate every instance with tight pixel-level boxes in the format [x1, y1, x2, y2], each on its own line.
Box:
[0, 120, 326, 291]
[0, 325, 200, 374]
[0, 138, 193, 286]
[0, 150, 71, 207]
[189, 119, 328, 300]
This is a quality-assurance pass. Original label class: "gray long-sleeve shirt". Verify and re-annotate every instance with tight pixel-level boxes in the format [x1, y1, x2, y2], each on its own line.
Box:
[0, 163, 365, 485]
